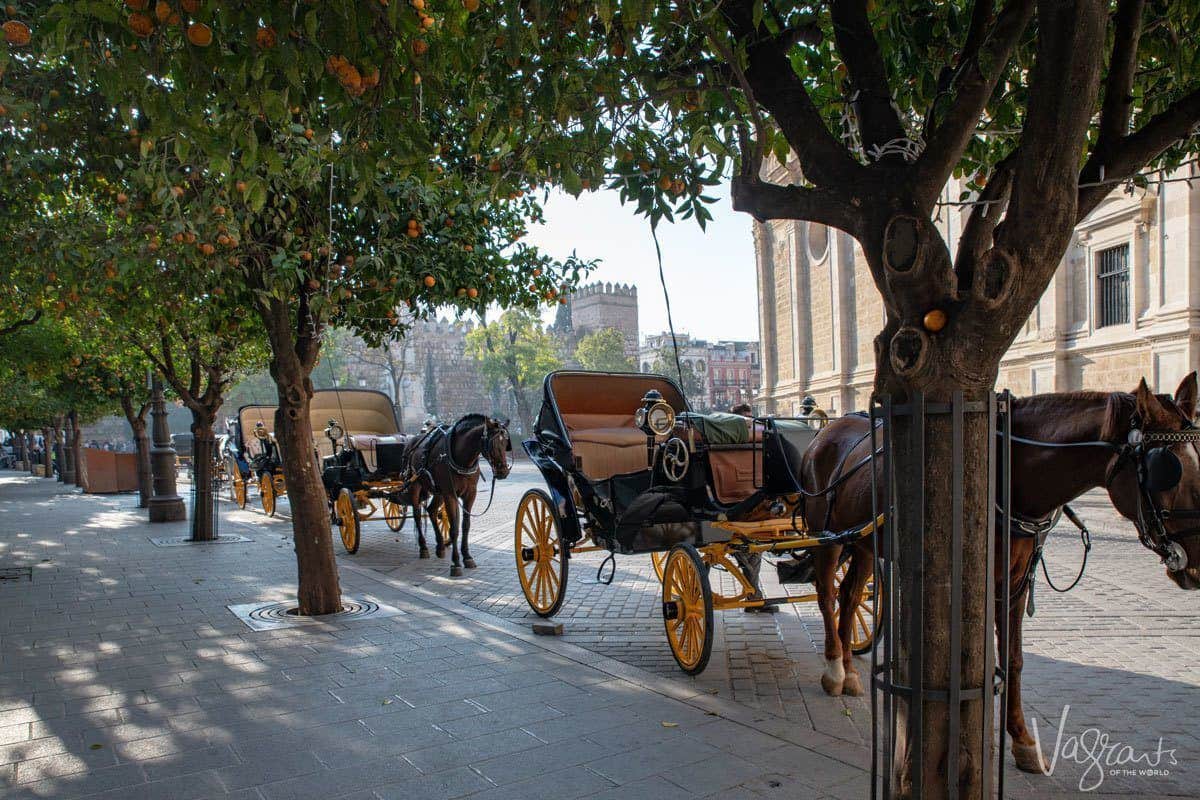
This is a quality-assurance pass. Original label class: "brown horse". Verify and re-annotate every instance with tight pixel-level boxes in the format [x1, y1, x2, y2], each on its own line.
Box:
[802, 372, 1200, 773]
[406, 414, 512, 576]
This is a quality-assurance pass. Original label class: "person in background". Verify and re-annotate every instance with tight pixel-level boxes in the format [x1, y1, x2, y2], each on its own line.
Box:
[728, 402, 776, 613]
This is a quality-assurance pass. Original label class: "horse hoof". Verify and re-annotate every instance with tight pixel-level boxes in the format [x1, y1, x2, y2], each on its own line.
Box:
[1012, 741, 1050, 774]
[464, 558, 477, 569]
[419, 549, 430, 559]
[450, 565, 463, 578]
[842, 671, 864, 697]
[820, 658, 846, 696]
[436, 547, 446, 559]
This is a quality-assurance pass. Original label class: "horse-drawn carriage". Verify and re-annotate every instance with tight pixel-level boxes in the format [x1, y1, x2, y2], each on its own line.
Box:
[517, 370, 881, 674]
[315, 389, 451, 554]
[223, 405, 287, 515]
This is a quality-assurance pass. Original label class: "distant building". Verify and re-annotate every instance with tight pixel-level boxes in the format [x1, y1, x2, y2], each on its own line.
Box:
[640, 332, 761, 412]
[753, 158, 1200, 415]
[553, 281, 639, 358]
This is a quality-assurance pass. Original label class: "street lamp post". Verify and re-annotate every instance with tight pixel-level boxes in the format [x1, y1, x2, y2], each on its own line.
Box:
[147, 375, 185, 522]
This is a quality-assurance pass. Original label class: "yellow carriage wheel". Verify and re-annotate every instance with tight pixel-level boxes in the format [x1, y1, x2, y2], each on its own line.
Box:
[650, 551, 666, 582]
[662, 543, 714, 675]
[259, 473, 277, 517]
[435, 502, 452, 548]
[230, 463, 247, 509]
[383, 500, 407, 532]
[834, 561, 879, 655]
[515, 489, 568, 618]
[336, 488, 361, 554]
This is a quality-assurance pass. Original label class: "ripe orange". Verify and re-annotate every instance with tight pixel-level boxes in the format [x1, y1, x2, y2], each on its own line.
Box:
[411, 0, 424, 8]
[173, 233, 184, 244]
[423, 275, 436, 287]
[154, 1, 171, 22]
[3, 20, 31, 46]
[657, 175, 672, 191]
[467, 287, 478, 298]
[463, 0, 480, 11]
[235, 180, 247, 193]
[464, 244, 474, 252]
[200, 243, 215, 256]
[303, 128, 313, 139]
[180, 0, 199, 12]
[255, 26, 276, 48]
[186, 22, 211, 47]
[212, 204, 225, 216]
[420, 14, 434, 29]
[412, 38, 428, 56]
[116, 192, 128, 204]
[300, 251, 312, 261]
[170, 185, 184, 198]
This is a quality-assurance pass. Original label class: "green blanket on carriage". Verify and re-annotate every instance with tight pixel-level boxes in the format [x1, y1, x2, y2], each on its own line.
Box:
[680, 412, 812, 445]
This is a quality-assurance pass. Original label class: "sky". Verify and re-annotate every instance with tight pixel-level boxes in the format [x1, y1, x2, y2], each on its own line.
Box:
[524, 184, 761, 342]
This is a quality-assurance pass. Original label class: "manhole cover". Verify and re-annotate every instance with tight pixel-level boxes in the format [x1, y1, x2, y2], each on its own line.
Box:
[0, 567, 32, 582]
[149, 534, 251, 547]
[227, 594, 405, 631]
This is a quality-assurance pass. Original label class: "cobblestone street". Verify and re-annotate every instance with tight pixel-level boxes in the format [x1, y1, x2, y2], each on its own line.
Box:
[1, 468, 1198, 798]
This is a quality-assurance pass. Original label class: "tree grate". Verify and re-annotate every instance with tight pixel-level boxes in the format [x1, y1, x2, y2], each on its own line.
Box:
[148, 534, 251, 547]
[227, 594, 405, 631]
[0, 567, 33, 582]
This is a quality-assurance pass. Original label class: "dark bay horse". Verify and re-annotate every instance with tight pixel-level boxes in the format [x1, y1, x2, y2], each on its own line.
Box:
[802, 373, 1200, 774]
[405, 414, 511, 576]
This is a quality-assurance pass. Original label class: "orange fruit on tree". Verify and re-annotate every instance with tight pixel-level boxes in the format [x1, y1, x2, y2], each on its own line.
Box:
[3, 20, 31, 46]
[411, 0, 424, 8]
[180, 0, 199, 12]
[255, 26, 276, 49]
[423, 275, 436, 287]
[303, 128, 313, 139]
[116, 192, 128, 204]
[463, 0, 480, 11]
[186, 22, 212, 47]
[467, 287, 478, 298]
[154, 1, 171, 22]
[657, 174, 672, 191]
[300, 250, 312, 261]
[235, 180, 247, 193]
[170, 185, 184, 198]
[412, 38, 428, 56]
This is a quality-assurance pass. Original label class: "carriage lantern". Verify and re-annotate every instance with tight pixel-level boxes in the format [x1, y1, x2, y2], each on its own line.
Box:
[635, 390, 675, 437]
[324, 419, 344, 454]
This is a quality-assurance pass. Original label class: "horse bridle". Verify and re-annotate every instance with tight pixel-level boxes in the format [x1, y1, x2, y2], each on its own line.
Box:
[1009, 403, 1200, 573]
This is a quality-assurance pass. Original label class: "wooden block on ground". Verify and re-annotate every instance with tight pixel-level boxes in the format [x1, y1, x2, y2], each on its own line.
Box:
[531, 621, 564, 636]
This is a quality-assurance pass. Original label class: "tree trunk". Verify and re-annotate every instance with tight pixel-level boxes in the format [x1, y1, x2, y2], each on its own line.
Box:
[506, 373, 533, 437]
[189, 411, 218, 542]
[867, 216, 996, 798]
[26, 433, 35, 475]
[41, 428, 52, 478]
[69, 411, 82, 487]
[263, 299, 342, 616]
[52, 418, 63, 482]
[121, 395, 153, 508]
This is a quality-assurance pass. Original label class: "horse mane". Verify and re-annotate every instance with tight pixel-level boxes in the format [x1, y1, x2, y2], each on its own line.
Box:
[453, 413, 488, 431]
[1012, 390, 1135, 443]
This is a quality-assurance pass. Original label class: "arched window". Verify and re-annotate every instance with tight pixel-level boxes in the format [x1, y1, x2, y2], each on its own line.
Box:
[806, 222, 830, 263]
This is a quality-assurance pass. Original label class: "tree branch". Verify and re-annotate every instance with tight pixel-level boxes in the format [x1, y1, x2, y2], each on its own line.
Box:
[914, 0, 1035, 208]
[1077, 86, 1200, 221]
[720, 0, 863, 187]
[829, 0, 907, 154]
[954, 148, 1019, 286]
[0, 309, 42, 337]
[1095, 0, 1146, 158]
[731, 174, 863, 235]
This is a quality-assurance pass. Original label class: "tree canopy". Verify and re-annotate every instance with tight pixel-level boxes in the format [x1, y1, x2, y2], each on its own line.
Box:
[574, 327, 635, 372]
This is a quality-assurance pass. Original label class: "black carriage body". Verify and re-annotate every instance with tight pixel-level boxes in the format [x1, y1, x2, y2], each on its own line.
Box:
[525, 371, 819, 555]
[233, 404, 282, 477]
[312, 389, 409, 500]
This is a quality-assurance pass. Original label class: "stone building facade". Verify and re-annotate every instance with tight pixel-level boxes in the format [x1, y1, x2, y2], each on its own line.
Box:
[553, 281, 639, 357]
[755, 161, 1200, 415]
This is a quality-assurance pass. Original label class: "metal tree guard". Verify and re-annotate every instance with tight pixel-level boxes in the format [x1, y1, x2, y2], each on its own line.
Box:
[869, 391, 1013, 799]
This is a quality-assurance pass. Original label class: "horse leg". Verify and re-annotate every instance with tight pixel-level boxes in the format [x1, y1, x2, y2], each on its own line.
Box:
[429, 495, 447, 559]
[815, 546, 846, 696]
[836, 544, 872, 697]
[461, 483, 478, 569]
[446, 493, 463, 577]
[1003, 543, 1049, 774]
[410, 486, 429, 559]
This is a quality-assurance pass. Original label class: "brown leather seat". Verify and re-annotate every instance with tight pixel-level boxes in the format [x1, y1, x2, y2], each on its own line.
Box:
[562, 414, 648, 479]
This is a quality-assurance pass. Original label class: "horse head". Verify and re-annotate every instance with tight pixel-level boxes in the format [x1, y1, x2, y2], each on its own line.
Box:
[483, 417, 512, 479]
[1104, 372, 1200, 589]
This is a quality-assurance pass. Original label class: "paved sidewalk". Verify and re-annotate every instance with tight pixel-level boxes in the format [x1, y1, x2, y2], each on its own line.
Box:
[0, 473, 869, 800]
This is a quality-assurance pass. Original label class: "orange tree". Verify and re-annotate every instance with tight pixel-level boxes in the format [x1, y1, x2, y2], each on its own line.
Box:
[29, 2, 590, 613]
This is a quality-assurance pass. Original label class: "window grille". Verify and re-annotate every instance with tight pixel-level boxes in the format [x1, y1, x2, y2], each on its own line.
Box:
[1097, 244, 1130, 328]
